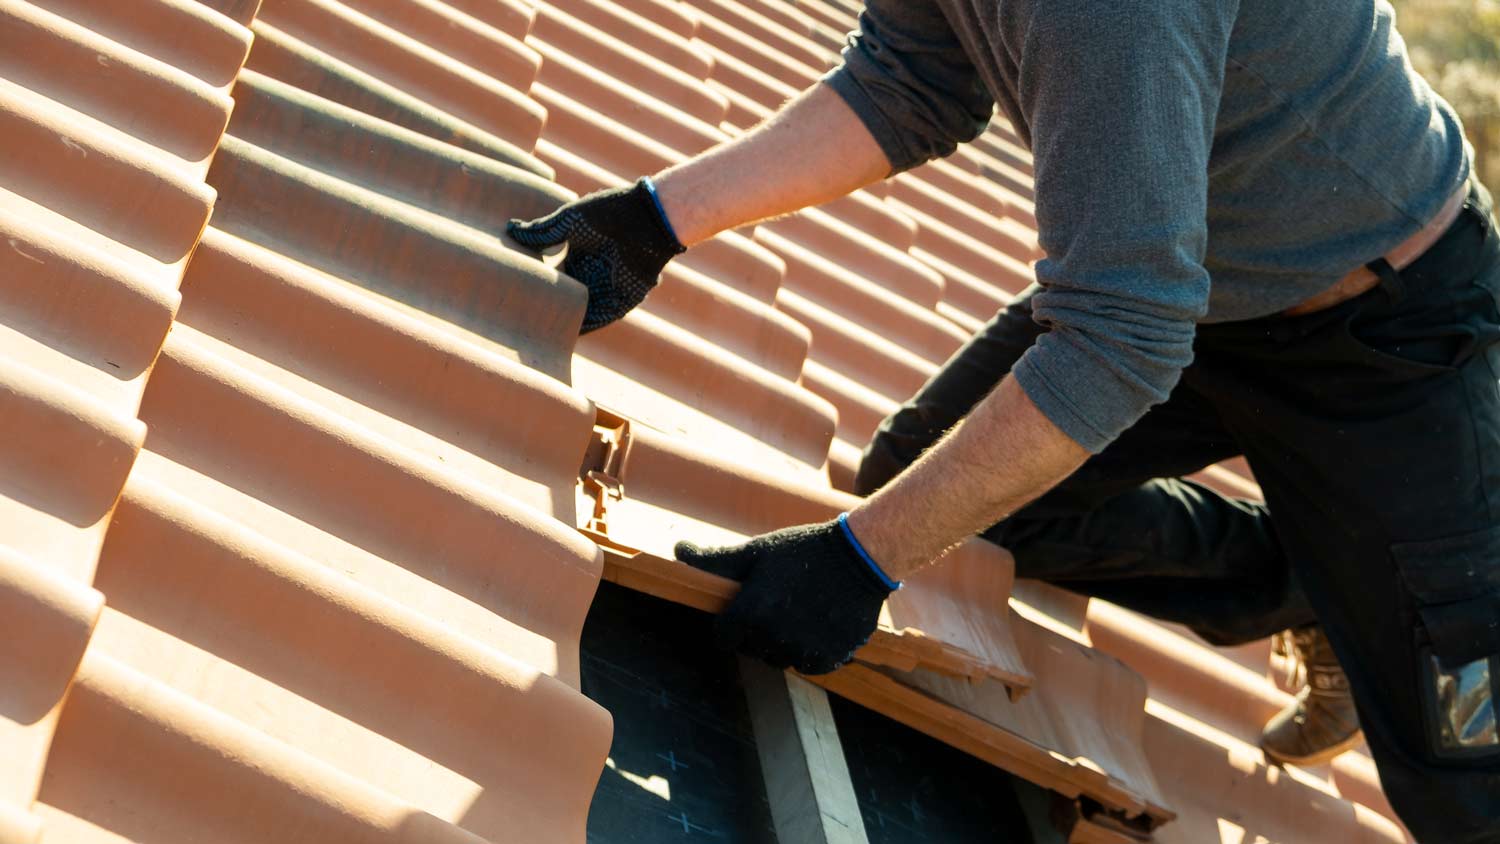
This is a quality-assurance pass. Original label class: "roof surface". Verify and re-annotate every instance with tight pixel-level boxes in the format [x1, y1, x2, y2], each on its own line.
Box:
[0, 0, 1412, 841]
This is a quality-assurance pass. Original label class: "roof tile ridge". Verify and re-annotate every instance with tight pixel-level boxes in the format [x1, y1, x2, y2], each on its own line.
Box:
[206, 135, 584, 381]
[143, 326, 602, 643]
[24, 0, 253, 88]
[0, 1, 234, 165]
[0, 77, 216, 265]
[244, 21, 546, 173]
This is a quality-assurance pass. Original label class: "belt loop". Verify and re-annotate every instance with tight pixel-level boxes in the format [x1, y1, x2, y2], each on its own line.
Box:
[1367, 257, 1407, 305]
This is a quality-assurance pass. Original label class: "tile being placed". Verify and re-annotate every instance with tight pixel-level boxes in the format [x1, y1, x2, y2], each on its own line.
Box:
[577, 416, 1031, 688]
[521, 10, 1215, 831]
[812, 622, 1175, 837]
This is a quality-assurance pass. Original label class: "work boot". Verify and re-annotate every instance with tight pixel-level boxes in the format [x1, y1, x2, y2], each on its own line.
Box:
[1261, 624, 1364, 766]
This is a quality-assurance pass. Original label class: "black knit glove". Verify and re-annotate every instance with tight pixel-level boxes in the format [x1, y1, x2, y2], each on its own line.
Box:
[675, 515, 900, 675]
[506, 177, 686, 333]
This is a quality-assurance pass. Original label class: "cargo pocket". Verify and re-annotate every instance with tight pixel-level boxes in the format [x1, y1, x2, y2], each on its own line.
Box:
[1392, 525, 1500, 761]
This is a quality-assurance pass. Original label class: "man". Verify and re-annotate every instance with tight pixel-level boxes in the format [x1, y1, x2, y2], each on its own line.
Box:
[508, 1, 1500, 839]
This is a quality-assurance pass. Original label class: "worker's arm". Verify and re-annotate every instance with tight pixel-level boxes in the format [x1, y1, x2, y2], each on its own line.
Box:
[846, 376, 1086, 577]
[655, 0, 998, 245]
[508, 0, 993, 332]
[506, 85, 887, 331]
[681, 0, 1237, 675]
[677, 376, 1084, 674]
[650, 83, 890, 247]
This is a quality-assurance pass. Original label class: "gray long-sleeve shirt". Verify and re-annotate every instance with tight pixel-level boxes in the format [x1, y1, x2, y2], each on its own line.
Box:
[824, 0, 1471, 452]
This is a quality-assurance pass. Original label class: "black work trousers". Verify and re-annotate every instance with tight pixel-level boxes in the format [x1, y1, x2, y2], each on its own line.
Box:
[856, 181, 1500, 843]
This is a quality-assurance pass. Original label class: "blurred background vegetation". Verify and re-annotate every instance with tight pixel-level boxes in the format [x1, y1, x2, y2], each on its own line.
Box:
[1391, 0, 1500, 189]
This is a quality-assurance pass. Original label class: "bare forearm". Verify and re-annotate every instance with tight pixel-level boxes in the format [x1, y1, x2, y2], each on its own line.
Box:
[651, 83, 890, 246]
[846, 376, 1090, 579]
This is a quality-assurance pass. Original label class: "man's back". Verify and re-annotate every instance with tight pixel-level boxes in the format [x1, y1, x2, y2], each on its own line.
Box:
[834, 0, 1472, 319]
[825, 0, 1473, 450]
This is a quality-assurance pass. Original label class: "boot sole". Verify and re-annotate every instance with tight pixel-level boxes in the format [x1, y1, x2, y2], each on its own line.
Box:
[1260, 729, 1365, 767]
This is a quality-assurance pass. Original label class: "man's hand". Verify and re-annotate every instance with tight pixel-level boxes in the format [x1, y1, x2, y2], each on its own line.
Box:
[675, 516, 899, 675]
[506, 178, 684, 333]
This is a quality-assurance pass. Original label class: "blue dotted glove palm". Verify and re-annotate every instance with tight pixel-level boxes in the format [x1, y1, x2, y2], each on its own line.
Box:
[506, 178, 685, 333]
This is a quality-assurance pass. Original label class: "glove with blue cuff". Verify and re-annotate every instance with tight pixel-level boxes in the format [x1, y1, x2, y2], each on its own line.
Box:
[506, 177, 685, 333]
[675, 514, 901, 675]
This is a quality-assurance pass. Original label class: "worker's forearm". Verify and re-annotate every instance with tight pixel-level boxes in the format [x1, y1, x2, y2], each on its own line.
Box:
[846, 376, 1090, 579]
[651, 83, 891, 246]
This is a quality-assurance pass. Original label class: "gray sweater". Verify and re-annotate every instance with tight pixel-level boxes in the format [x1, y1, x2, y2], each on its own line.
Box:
[824, 0, 1471, 452]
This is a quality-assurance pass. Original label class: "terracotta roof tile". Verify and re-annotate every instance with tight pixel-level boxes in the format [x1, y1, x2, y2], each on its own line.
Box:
[0, 0, 240, 832]
[608, 0, 703, 40]
[255, 0, 544, 147]
[974, 120, 1036, 175]
[682, 0, 834, 87]
[533, 45, 727, 156]
[0, 6, 234, 166]
[437, 0, 533, 39]
[709, 75, 776, 131]
[531, 3, 729, 124]
[742, 0, 840, 47]
[339, 0, 539, 88]
[31, 0, 253, 87]
[774, 285, 941, 397]
[244, 21, 546, 172]
[705, 44, 801, 116]
[653, 262, 814, 381]
[544, 0, 715, 80]
[4, 3, 619, 839]
[1145, 702, 1405, 844]
[692, 0, 834, 68]
[756, 227, 969, 364]
[577, 311, 839, 471]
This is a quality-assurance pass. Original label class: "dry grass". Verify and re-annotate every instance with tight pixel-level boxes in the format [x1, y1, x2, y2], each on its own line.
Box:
[1391, 0, 1500, 188]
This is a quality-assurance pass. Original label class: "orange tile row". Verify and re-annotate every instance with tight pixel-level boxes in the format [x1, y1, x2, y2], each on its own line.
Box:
[1, 1, 619, 841]
[0, 0, 240, 837]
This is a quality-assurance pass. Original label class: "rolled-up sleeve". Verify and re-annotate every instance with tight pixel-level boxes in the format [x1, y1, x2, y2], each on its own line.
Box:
[822, 0, 993, 174]
[1008, 0, 1234, 453]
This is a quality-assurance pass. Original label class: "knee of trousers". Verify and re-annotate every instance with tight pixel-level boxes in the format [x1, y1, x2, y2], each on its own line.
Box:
[853, 434, 904, 496]
[853, 407, 946, 495]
